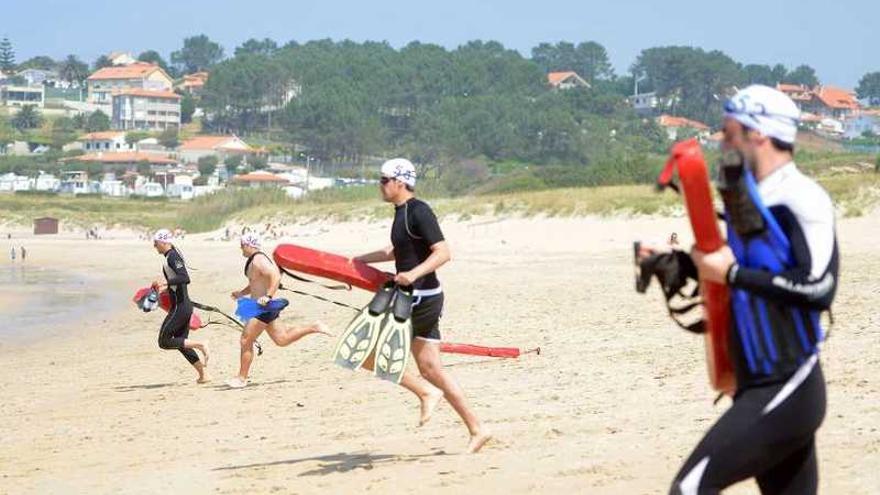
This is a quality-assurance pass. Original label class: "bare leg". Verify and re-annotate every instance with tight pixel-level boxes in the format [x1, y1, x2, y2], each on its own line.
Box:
[183, 339, 209, 366]
[234, 319, 266, 380]
[362, 350, 442, 425]
[264, 320, 331, 347]
[412, 339, 491, 453]
[193, 360, 210, 384]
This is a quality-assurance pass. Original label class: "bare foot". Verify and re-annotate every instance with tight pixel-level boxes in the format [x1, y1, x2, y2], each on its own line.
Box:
[466, 430, 492, 454]
[196, 375, 211, 384]
[419, 390, 443, 427]
[313, 322, 332, 337]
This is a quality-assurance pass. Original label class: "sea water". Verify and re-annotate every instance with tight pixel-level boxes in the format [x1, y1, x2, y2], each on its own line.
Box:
[0, 264, 119, 345]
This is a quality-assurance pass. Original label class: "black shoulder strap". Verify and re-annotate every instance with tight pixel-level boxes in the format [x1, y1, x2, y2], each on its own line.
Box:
[244, 251, 272, 276]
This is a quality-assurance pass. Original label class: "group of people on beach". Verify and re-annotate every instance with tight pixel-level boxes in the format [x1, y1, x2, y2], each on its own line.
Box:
[149, 157, 491, 454]
[146, 85, 838, 491]
[9, 245, 26, 262]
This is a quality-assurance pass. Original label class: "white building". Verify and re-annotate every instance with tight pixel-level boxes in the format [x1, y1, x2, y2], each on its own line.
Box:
[112, 89, 181, 131]
[1, 85, 45, 108]
[79, 131, 132, 152]
[86, 62, 174, 104]
[0, 173, 30, 192]
[32, 173, 60, 192]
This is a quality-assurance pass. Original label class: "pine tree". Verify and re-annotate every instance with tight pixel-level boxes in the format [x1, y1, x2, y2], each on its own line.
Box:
[0, 37, 16, 73]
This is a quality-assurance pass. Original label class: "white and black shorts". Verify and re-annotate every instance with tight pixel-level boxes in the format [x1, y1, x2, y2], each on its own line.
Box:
[411, 292, 443, 342]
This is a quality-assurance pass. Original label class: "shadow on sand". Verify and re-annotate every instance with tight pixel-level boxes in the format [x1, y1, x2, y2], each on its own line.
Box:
[113, 382, 179, 391]
[214, 450, 447, 476]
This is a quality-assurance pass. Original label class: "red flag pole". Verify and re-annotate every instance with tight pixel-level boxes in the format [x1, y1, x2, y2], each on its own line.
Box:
[440, 342, 541, 359]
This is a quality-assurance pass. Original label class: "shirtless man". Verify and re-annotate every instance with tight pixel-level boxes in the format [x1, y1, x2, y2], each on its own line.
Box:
[225, 233, 329, 388]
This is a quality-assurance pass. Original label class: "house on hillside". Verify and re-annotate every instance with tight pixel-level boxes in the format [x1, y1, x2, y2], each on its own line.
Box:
[178, 135, 255, 164]
[176, 71, 209, 97]
[0, 85, 44, 108]
[547, 71, 590, 90]
[776, 84, 813, 110]
[111, 88, 181, 131]
[230, 171, 290, 188]
[16, 68, 59, 87]
[86, 62, 174, 104]
[628, 91, 660, 116]
[807, 86, 861, 119]
[656, 114, 710, 141]
[843, 114, 880, 139]
[79, 131, 132, 152]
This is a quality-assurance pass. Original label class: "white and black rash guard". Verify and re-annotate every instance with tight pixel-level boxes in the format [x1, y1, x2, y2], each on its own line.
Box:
[162, 247, 191, 306]
[728, 162, 839, 311]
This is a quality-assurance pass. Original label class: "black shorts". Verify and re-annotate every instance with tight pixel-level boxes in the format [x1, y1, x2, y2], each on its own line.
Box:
[411, 292, 443, 341]
[255, 307, 285, 324]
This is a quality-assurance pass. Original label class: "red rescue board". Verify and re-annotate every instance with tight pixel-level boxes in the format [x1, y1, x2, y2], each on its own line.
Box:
[132, 287, 203, 330]
[658, 139, 736, 394]
[273, 243, 392, 292]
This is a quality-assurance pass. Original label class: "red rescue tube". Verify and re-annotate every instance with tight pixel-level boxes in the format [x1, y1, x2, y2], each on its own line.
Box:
[663, 139, 736, 394]
[440, 342, 540, 359]
[273, 244, 392, 292]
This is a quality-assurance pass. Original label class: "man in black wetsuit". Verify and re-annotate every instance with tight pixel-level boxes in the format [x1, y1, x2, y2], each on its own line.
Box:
[152, 229, 210, 383]
[666, 86, 838, 494]
[353, 158, 491, 454]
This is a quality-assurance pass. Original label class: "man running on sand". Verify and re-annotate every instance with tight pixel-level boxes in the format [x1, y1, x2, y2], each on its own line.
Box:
[352, 158, 491, 454]
[226, 233, 330, 388]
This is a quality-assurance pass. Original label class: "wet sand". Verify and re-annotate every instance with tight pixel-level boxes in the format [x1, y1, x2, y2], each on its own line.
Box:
[1, 212, 878, 494]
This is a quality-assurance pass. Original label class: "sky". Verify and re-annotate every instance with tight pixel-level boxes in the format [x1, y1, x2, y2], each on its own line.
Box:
[2, 0, 878, 88]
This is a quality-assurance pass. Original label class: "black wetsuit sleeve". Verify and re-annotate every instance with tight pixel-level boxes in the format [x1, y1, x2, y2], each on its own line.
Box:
[164, 250, 190, 286]
[411, 203, 445, 246]
[729, 206, 837, 310]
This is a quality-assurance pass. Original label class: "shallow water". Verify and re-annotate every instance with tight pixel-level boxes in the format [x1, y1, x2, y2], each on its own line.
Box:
[0, 264, 119, 344]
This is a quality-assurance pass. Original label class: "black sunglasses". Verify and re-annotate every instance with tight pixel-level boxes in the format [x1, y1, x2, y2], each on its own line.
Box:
[380, 176, 394, 185]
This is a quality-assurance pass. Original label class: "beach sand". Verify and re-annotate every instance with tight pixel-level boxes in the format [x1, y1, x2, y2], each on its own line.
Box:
[1, 211, 878, 494]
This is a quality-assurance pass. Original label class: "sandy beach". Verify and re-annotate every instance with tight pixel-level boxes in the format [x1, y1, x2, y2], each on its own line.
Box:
[1, 211, 878, 494]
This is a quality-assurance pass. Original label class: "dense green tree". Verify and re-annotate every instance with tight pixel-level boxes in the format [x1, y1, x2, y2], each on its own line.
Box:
[0, 37, 15, 73]
[11, 105, 42, 131]
[18, 55, 57, 71]
[85, 110, 110, 132]
[50, 116, 78, 149]
[158, 127, 179, 148]
[137, 50, 174, 76]
[180, 93, 196, 123]
[58, 55, 90, 85]
[171, 35, 225, 74]
[93, 55, 113, 71]
[197, 155, 218, 176]
[235, 38, 278, 57]
[856, 72, 880, 106]
[783, 64, 819, 87]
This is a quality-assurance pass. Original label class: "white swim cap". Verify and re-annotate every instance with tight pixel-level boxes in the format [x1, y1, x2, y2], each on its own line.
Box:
[380, 158, 417, 187]
[153, 229, 173, 243]
[240, 232, 262, 249]
[724, 85, 801, 144]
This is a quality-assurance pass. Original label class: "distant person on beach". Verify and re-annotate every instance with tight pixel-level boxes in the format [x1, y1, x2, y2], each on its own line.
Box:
[151, 229, 211, 383]
[10, 247, 15, 262]
[20, 246, 26, 262]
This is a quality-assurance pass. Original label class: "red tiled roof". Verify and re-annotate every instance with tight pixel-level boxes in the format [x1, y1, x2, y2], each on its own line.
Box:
[80, 131, 126, 141]
[547, 71, 587, 87]
[61, 152, 177, 164]
[232, 172, 289, 183]
[113, 88, 181, 99]
[656, 114, 710, 130]
[87, 62, 169, 81]
[814, 86, 860, 110]
[179, 135, 251, 151]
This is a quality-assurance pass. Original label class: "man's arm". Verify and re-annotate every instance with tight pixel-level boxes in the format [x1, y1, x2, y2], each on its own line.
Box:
[394, 241, 450, 286]
[353, 245, 395, 264]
